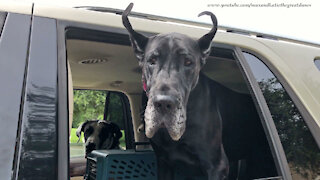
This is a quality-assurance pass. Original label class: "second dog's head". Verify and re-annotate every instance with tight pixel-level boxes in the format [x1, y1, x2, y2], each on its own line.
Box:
[76, 120, 123, 155]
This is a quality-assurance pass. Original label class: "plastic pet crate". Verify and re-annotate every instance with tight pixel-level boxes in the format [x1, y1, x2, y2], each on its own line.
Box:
[85, 149, 157, 180]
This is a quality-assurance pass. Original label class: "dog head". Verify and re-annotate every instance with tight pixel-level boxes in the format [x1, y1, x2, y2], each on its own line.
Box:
[76, 120, 122, 155]
[122, 3, 218, 141]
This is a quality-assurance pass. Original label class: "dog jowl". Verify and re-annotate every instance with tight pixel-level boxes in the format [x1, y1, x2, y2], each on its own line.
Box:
[76, 120, 122, 155]
[122, 3, 217, 141]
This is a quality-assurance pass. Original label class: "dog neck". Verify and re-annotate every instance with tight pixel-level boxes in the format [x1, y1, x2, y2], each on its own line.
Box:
[185, 72, 222, 135]
[188, 72, 213, 101]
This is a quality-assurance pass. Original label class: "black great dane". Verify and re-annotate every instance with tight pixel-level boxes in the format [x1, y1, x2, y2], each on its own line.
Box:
[122, 3, 276, 180]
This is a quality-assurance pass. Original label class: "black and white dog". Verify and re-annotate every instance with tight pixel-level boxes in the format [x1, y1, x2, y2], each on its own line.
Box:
[76, 120, 123, 156]
[122, 3, 276, 180]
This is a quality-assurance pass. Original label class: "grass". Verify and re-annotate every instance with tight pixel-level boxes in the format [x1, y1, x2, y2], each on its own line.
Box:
[69, 128, 126, 147]
[70, 128, 83, 143]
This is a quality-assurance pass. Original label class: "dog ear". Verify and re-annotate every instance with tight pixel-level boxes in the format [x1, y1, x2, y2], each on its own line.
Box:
[98, 120, 122, 139]
[98, 120, 110, 125]
[197, 11, 218, 66]
[122, 3, 148, 64]
[112, 123, 123, 140]
[75, 120, 89, 143]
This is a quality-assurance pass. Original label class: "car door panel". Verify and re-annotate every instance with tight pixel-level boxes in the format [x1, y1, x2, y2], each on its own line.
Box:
[14, 16, 58, 180]
[0, 13, 31, 179]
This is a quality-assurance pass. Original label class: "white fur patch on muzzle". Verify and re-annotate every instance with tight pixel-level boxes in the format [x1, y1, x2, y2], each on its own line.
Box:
[144, 99, 186, 141]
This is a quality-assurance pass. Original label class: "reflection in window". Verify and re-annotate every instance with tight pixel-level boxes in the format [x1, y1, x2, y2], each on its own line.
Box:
[243, 52, 320, 180]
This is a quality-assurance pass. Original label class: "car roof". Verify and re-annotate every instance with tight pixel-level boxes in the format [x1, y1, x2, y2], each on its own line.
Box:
[0, 1, 319, 48]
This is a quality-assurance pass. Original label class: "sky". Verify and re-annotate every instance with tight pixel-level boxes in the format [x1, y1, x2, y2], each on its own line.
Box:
[17, 0, 320, 45]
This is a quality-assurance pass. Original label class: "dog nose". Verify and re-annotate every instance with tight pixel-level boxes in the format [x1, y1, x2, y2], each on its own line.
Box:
[154, 95, 177, 112]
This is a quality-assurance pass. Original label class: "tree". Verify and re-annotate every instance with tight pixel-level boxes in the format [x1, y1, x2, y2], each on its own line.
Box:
[72, 90, 125, 130]
[259, 78, 320, 179]
[72, 90, 106, 128]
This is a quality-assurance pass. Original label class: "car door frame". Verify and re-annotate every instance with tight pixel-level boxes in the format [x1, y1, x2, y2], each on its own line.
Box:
[56, 19, 295, 179]
[234, 47, 293, 180]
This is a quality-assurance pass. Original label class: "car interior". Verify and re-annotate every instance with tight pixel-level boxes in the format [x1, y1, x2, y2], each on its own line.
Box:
[66, 28, 278, 180]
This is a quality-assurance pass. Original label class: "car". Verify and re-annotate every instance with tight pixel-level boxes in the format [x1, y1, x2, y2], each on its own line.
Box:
[0, 1, 319, 180]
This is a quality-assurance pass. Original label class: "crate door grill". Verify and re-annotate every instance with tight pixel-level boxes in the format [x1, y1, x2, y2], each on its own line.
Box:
[106, 155, 156, 180]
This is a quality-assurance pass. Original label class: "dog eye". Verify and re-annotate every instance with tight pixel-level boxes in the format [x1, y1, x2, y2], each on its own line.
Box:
[184, 59, 193, 66]
[85, 127, 93, 135]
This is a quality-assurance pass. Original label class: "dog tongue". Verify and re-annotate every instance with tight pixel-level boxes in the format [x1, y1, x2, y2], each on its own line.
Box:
[143, 81, 147, 92]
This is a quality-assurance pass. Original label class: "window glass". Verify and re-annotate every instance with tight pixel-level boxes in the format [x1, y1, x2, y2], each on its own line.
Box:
[106, 92, 125, 130]
[70, 90, 126, 158]
[0, 12, 7, 36]
[243, 52, 320, 179]
[73, 90, 106, 125]
[106, 92, 126, 148]
[315, 59, 320, 71]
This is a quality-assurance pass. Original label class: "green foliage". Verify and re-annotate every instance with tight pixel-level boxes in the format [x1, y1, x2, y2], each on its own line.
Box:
[71, 89, 126, 147]
[259, 78, 320, 178]
[72, 90, 106, 128]
[72, 90, 125, 129]
[70, 128, 84, 143]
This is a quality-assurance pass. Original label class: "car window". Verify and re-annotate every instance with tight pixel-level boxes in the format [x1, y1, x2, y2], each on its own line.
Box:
[70, 90, 105, 158]
[0, 12, 6, 35]
[243, 52, 320, 180]
[70, 90, 126, 158]
[105, 92, 125, 130]
[64, 27, 283, 179]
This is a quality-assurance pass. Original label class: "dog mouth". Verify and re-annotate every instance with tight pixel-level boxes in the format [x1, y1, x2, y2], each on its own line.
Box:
[144, 96, 186, 141]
